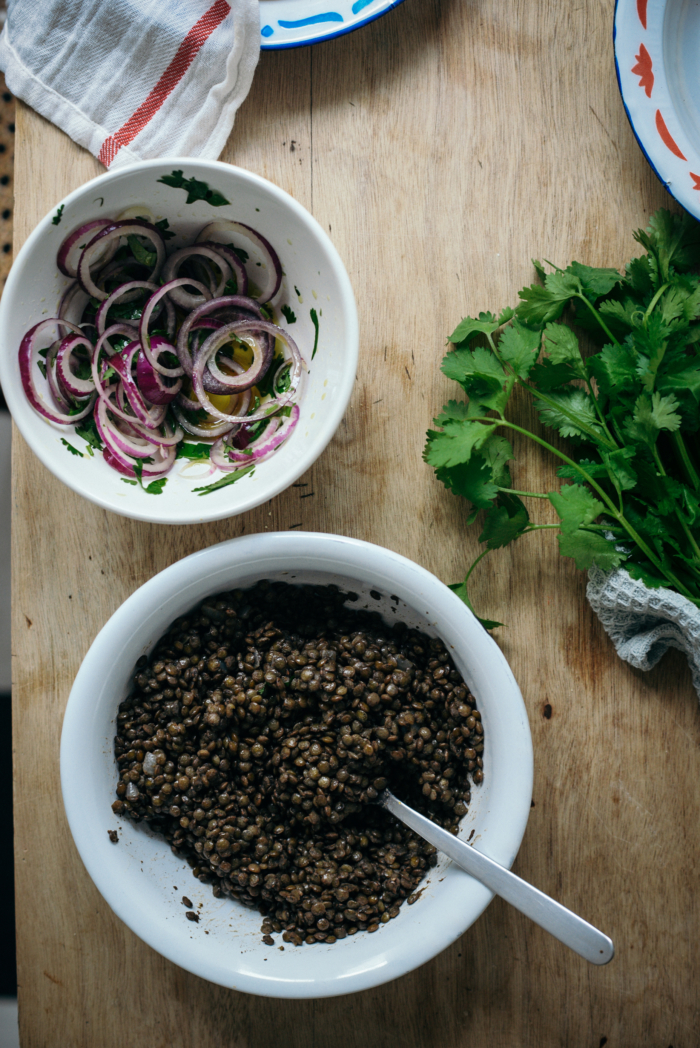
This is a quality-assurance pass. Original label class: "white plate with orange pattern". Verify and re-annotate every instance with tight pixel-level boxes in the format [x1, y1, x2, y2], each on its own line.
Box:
[615, 0, 700, 219]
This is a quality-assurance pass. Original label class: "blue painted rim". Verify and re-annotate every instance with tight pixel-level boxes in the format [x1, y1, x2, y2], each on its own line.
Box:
[612, 0, 676, 208]
[260, 0, 408, 50]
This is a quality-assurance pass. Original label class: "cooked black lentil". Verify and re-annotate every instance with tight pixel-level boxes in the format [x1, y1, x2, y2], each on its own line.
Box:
[112, 581, 484, 945]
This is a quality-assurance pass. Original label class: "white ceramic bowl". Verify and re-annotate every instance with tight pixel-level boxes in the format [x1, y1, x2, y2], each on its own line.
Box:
[61, 532, 533, 998]
[0, 158, 358, 524]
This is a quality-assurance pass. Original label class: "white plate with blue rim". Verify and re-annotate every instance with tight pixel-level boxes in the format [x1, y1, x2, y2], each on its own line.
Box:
[259, 0, 407, 49]
[614, 0, 700, 220]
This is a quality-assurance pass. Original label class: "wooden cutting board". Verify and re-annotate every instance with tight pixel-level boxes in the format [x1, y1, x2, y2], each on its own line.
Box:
[11, 1, 700, 1044]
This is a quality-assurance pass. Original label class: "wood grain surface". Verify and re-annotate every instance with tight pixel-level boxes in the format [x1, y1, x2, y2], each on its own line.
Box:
[11, 1, 700, 1045]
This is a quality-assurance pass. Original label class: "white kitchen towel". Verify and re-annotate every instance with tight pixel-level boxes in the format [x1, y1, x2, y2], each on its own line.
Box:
[587, 565, 700, 699]
[0, 0, 260, 169]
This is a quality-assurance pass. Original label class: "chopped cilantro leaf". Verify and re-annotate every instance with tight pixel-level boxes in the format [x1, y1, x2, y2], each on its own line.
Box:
[61, 438, 83, 457]
[157, 170, 230, 207]
[281, 304, 297, 324]
[194, 464, 255, 495]
[310, 308, 319, 359]
[52, 204, 65, 226]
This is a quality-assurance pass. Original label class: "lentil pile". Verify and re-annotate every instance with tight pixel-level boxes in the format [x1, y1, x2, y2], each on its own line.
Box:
[112, 581, 484, 945]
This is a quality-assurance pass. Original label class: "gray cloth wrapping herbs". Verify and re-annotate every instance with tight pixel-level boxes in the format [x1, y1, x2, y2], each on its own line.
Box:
[587, 565, 700, 698]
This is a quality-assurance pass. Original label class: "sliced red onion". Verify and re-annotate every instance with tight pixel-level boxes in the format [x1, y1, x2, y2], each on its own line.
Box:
[135, 335, 182, 405]
[196, 221, 282, 303]
[96, 280, 159, 335]
[139, 278, 210, 378]
[77, 220, 165, 301]
[18, 318, 95, 425]
[193, 323, 272, 400]
[58, 281, 91, 325]
[191, 320, 303, 423]
[161, 246, 232, 310]
[176, 294, 264, 376]
[46, 340, 75, 412]
[197, 241, 248, 296]
[95, 393, 160, 459]
[56, 334, 95, 398]
[103, 440, 176, 478]
[57, 219, 114, 277]
[109, 342, 160, 426]
[127, 416, 184, 447]
[90, 324, 141, 402]
[213, 405, 299, 468]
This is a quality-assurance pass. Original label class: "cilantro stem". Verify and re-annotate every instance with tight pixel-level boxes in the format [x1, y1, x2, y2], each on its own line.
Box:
[651, 445, 700, 564]
[498, 488, 549, 499]
[470, 415, 698, 599]
[643, 282, 671, 321]
[574, 293, 621, 349]
[463, 547, 491, 586]
[487, 333, 617, 449]
[671, 431, 700, 492]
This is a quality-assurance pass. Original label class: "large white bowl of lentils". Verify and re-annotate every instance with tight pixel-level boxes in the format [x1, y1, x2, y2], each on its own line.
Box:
[61, 531, 533, 998]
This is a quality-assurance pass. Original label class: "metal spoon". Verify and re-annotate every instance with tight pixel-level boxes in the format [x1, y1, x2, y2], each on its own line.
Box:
[380, 790, 614, 965]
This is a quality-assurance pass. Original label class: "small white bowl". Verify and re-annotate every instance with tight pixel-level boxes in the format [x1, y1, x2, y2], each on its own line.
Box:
[61, 532, 533, 998]
[0, 158, 358, 525]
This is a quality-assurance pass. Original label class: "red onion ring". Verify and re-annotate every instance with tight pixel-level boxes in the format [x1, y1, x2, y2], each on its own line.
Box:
[77, 220, 165, 301]
[196, 220, 282, 303]
[192, 320, 303, 423]
[135, 335, 182, 405]
[56, 334, 95, 399]
[197, 241, 248, 296]
[96, 280, 159, 335]
[213, 405, 300, 468]
[57, 219, 114, 277]
[139, 278, 210, 378]
[161, 246, 232, 310]
[95, 392, 160, 460]
[102, 441, 176, 479]
[19, 319, 95, 425]
[176, 294, 266, 376]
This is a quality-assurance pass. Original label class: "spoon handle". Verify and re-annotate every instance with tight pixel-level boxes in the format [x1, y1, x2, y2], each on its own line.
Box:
[381, 791, 614, 966]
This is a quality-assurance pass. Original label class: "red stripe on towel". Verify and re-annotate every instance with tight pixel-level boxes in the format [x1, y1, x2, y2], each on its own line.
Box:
[98, 0, 231, 167]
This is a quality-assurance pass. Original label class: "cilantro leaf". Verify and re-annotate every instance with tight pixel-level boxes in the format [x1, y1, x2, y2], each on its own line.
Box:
[436, 454, 499, 509]
[176, 443, 212, 461]
[568, 261, 623, 300]
[52, 204, 65, 226]
[424, 420, 494, 469]
[536, 389, 603, 440]
[624, 392, 682, 446]
[543, 323, 586, 375]
[310, 308, 319, 359]
[127, 234, 156, 267]
[144, 478, 167, 494]
[60, 438, 83, 457]
[157, 170, 230, 208]
[194, 464, 255, 494]
[557, 530, 626, 571]
[281, 304, 297, 324]
[75, 418, 104, 456]
[496, 320, 541, 379]
[547, 484, 605, 533]
[154, 218, 176, 240]
[449, 312, 501, 346]
[478, 493, 529, 549]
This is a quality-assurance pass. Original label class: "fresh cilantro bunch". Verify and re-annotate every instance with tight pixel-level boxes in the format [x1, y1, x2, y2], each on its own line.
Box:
[424, 209, 700, 628]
